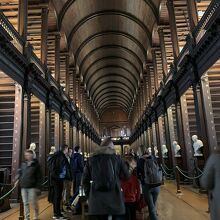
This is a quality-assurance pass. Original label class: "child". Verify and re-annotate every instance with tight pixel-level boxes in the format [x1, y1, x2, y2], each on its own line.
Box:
[121, 157, 140, 220]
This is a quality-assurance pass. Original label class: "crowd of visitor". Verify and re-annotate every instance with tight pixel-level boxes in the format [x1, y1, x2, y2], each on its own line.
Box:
[16, 136, 218, 220]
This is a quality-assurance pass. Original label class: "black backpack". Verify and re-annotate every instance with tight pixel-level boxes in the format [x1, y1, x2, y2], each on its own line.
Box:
[90, 156, 116, 191]
[144, 157, 162, 186]
[47, 154, 57, 179]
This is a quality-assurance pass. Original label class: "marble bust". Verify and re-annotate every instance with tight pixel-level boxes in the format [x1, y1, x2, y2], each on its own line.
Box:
[162, 145, 168, 158]
[29, 142, 37, 159]
[147, 147, 152, 155]
[154, 146, 159, 157]
[49, 146, 56, 155]
[173, 141, 181, 157]
[192, 135, 203, 156]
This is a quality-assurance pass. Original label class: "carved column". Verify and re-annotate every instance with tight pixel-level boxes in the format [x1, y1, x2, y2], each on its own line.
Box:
[54, 112, 60, 150]
[11, 84, 23, 198]
[39, 6, 49, 176]
[186, 0, 198, 31]
[59, 116, 64, 147]
[55, 33, 61, 83]
[155, 118, 163, 164]
[18, 0, 28, 40]
[39, 102, 46, 177]
[41, 7, 49, 65]
[65, 55, 70, 96]
[152, 49, 159, 90]
[167, 0, 179, 61]
[158, 27, 168, 77]
[65, 120, 70, 146]
[22, 91, 31, 151]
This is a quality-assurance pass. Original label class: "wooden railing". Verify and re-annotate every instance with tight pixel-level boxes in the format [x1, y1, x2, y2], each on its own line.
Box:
[0, 10, 24, 53]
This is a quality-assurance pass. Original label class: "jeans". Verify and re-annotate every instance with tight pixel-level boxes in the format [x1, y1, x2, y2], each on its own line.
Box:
[53, 180, 64, 216]
[143, 185, 160, 220]
[63, 180, 72, 205]
[73, 172, 82, 194]
[89, 215, 124, 220]
[21, 188, 39, 220]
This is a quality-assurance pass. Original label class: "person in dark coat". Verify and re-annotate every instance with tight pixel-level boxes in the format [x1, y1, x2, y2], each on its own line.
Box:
[82, 137, 129, 220]
[71, 145, 84, 194]
[48, 144, 71, 220]
[200, 149, 220, 220]
[17, 150, 42, 220]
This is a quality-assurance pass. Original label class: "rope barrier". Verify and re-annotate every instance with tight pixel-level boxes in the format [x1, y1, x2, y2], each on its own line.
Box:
[161, 165, 174, 177]
[41, 179, 48, 186]
[0, 180, 19, 201]
[176, 166, 203, 180]
[163, 163, 173, 171]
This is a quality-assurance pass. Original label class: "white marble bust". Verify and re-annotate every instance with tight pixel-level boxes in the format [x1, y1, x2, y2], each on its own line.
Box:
[173, 141, 181, 157]
[29, 142, 37, 159]
[154, 146, 159, 157]
[162, 145, 168, 158]
[192, 135, 203, 156]
[147, 147, 152, 155]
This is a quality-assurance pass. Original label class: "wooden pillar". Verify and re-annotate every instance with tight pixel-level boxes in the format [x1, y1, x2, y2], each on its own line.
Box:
[45, 106, 51, 155]
[72, 69, 76, 102]
[193, 79, 217, 156]
[59, 117, 64, 147]
[186, 0, 198, 31]
[163, 111, 173, 168]
[167, 106, 176, 165]
[55, 34, 61, 83]
[69, 126, 73, 148]
[22, 91, 31, 150]
[41, 7, 49, 65]
[158, 27, 168, 77]
[155, 119, 163, 164]
[11, 84, 23, 197]
[18, 0, 28, 40]
[180, 94, 193, 168]
[167, 0, 179, 61]
[72, 121, 77, 147]
[152, 49, 159, 90]
[39, 7, 49, 176]
[65, 120, 70, 146]
[65, 55, 70, 96]
[39, 102, 46, 177]
[54, 112, 60, 150]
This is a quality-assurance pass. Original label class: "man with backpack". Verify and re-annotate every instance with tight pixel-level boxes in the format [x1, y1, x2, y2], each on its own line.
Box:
[47, 144, 71, 220]
[137, 149, 162, 220]
[82, 137, 130, 220]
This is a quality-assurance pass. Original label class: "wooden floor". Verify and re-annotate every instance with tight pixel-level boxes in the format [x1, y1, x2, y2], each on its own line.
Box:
[0, 181, 210, 220]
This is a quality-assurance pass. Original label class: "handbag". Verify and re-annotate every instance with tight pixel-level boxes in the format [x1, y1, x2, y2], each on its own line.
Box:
[136, 194, 147, 211]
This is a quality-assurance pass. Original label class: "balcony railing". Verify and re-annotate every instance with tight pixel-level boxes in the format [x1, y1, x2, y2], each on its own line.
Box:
[193, 0, 220, 44]
[0, 10, 24, 53]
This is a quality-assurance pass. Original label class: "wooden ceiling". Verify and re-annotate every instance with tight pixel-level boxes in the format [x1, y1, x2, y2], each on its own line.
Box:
[52, 0, 161, 115]
[0, 0, 212, 121]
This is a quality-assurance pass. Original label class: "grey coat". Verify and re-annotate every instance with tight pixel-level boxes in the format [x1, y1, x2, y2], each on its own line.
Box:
[82, 146, 129, 215]
[200, 153, 220, 220]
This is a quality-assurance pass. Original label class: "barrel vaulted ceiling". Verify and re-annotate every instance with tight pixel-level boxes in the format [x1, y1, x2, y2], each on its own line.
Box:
[52, 0, 161, 116]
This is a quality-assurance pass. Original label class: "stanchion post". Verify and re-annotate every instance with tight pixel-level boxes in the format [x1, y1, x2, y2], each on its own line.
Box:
[19, 197, 24, 220]
[175, 166, 182, 194]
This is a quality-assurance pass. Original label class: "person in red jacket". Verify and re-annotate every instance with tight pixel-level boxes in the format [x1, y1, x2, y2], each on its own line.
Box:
[121, 157, 140, 220]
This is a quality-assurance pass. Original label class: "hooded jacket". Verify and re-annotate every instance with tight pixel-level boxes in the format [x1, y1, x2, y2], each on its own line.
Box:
[82, 146, 129, 215]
